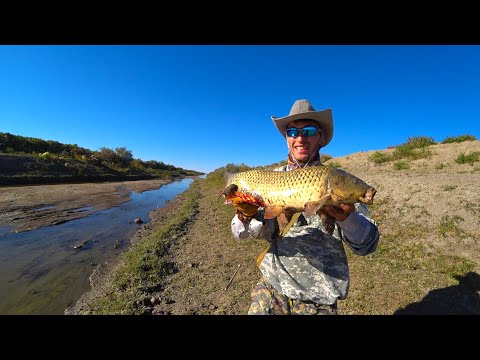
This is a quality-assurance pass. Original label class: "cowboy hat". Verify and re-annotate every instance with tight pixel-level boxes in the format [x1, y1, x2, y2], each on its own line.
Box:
[271, 99, 333, 147]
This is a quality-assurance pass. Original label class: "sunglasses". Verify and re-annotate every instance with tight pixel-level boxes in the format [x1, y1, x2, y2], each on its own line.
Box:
[286, 125, 319, 138]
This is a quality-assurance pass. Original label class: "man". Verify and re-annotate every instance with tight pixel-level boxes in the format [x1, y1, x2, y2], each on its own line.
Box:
[230, 99, 379, 315]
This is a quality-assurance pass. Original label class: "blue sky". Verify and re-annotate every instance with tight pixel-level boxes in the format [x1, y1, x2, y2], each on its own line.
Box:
[0, 45, 479, 174]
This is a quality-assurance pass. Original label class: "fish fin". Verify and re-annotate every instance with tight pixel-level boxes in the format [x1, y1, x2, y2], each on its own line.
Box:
[304, 194, 331, 215]
[264, 205, 285, 219]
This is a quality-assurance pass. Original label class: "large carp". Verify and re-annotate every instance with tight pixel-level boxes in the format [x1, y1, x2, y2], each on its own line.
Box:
[222, 165, 376, 234]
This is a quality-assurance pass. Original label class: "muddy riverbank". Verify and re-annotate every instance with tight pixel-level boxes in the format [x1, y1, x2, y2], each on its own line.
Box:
[0, 179, 172, 234]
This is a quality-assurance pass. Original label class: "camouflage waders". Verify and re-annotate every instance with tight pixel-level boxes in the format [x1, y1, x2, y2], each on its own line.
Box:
[248, 277, 338, 315]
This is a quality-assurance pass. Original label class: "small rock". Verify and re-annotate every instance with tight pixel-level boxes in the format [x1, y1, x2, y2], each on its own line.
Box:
[134, 218, 143, 224]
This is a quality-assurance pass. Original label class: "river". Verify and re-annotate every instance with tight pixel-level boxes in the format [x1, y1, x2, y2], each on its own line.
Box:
[0, 177, 194, 315]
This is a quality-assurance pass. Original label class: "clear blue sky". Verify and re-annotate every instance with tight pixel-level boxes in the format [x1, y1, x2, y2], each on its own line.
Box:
[1, 45, 479, 174]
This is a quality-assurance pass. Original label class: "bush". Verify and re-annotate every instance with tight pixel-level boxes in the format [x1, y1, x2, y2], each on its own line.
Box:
[455, 152, 479, 166]
[368, 151, 391, 164]
[392, 146, 432, 161]
[404, 136, 436, 149]
[393, 161, 410, 170]
[328, 162, 342, 168]
[442, 135, 477, 144]
[320, 154, 333, 162]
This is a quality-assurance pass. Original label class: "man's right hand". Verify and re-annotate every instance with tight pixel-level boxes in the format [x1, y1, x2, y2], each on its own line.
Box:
[231, 197, 259, 222]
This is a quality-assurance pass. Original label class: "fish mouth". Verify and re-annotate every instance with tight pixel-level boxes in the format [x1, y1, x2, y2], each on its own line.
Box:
[360, 187, 377, 205]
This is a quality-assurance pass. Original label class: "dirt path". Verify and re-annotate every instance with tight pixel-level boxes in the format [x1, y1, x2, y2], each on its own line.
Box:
[150, 181, 267, 315]
[0, 179, 171, 233]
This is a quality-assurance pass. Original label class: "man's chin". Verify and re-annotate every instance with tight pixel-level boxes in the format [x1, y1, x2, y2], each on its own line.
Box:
[293, 154, 311, 162]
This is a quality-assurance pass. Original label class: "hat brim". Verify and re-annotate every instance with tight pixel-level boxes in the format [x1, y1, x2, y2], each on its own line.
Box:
[271, 108, 333, 147]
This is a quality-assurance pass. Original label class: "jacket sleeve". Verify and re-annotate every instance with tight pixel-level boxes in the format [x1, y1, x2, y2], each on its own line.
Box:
[336, 203, 379, 256]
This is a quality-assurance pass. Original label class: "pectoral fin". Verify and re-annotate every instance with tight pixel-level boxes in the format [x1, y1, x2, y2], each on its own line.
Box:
[304, 194, 331, 215]
[264, 205, 286, 219]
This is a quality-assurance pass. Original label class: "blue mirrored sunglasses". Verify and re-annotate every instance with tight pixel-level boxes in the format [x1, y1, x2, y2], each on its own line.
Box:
[286, 125, 319, 138]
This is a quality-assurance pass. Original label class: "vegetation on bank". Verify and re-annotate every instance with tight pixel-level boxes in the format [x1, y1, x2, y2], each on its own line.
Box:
[368, 134, 478, 167]
[0, 132, 203, 185]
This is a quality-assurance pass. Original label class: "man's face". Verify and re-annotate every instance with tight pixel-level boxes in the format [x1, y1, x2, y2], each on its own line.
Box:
[286, 119, 324, 163]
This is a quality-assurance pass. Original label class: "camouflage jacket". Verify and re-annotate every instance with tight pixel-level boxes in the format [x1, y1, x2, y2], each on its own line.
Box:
[231, 164, 379, 305]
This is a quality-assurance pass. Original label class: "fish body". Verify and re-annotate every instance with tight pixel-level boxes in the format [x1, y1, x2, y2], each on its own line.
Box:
[223, 165, 376, 221]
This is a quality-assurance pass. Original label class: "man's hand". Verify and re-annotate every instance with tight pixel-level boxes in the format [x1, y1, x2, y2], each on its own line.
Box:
[231, 197, 259, 222]
[317, 203, 355, 222]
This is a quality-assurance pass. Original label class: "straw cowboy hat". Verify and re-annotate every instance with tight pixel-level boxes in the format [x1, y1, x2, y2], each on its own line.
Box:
[271, 99, 333, 147]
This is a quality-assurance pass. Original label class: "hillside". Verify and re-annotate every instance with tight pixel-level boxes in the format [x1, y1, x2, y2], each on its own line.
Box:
[67, 139, 480, 315]
[0, 132, 203, 185]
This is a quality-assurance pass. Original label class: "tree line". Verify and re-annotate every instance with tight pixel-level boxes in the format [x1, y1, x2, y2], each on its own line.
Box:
[0, 132, 203, 176]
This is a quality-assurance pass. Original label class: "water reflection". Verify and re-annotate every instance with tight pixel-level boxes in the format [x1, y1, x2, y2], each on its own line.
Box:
[34, 205, 58, 212]
[0, 177, 194, 314]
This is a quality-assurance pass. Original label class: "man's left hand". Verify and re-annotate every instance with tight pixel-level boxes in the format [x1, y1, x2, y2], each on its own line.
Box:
[317, 203, 355, 222]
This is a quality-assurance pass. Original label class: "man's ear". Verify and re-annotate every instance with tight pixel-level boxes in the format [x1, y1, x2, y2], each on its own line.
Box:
[320, 131, 326, 146]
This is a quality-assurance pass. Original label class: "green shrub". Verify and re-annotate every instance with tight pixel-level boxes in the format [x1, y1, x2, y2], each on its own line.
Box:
[404, 136, 436, 149]
[328, 162, 342, 168]
[442, 134, 477, 144]
[392, 145, 432, 161]
[455, 151, 479, 165]
[368, 151, 391, 164]
[393, 161, 410, 170]
[320, 154, 333, 162]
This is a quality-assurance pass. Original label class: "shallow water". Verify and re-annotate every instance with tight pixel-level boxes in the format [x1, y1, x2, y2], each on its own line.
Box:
[0, 178, 194, 315]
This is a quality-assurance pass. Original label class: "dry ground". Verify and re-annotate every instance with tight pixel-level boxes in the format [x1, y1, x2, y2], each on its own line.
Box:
[69, 140, 480, 315]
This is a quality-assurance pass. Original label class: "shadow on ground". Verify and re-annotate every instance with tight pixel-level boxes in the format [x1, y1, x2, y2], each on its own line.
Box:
[394, 272, 480, 315]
